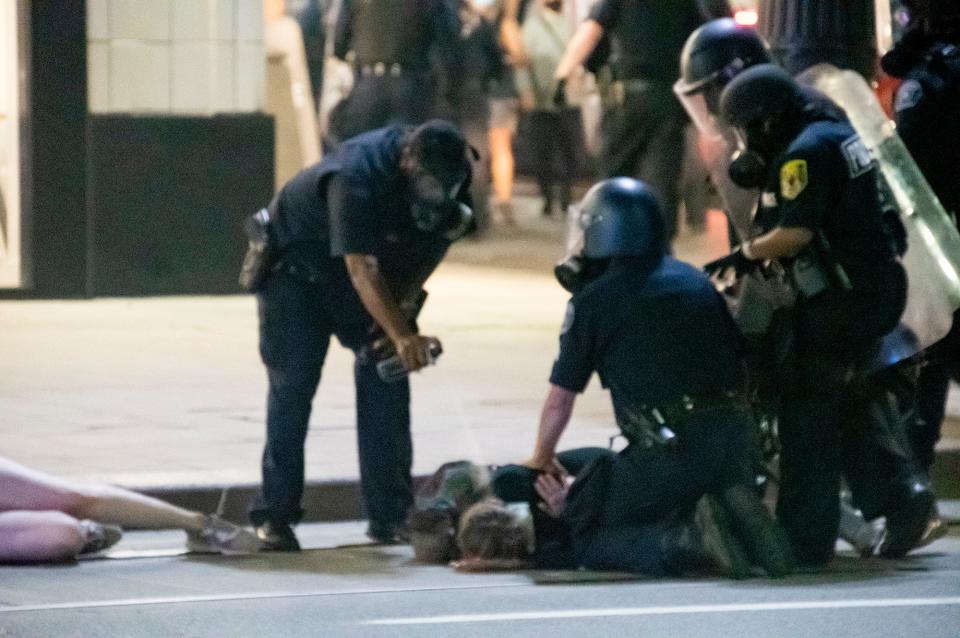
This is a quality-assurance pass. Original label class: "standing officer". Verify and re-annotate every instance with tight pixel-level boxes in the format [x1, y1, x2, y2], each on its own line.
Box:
[705, 65, 928, 565]
[881, 0, 960, 545]
[527, 178, 794, 577]
[552, 0, 705, 241]
[882, 0, 960, 478]
[248, 121, 474, 550]
[331, 0, 460, 143]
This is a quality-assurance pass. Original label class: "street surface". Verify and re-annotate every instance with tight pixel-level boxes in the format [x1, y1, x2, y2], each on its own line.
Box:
[1, 523, 958, 638]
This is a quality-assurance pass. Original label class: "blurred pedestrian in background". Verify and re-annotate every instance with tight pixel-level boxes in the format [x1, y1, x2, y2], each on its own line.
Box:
[553, 0, 706, 243]
[488, 0, 531, 226]
[329, 0, 461, 143]
[450, 0, 509, 233]
[516, 0, 579, 218]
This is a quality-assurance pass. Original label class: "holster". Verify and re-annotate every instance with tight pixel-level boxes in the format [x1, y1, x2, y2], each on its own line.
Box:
[789, 231, 852, 299]
[238, 196, 280, 293]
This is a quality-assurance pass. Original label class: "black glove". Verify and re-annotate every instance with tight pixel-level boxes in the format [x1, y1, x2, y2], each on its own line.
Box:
[552, 79, 567, 108]
[703, 246, 758, 278]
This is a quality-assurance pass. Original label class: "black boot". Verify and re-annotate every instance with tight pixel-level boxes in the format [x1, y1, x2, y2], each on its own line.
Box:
[722, 485, 795, 577]
[255, 522, 301, 552]
[664, 495, 752, 580]
[879, 479, 936, 558]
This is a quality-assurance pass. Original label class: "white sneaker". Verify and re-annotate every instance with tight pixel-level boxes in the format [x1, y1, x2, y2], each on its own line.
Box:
[186, 515, 263, 555]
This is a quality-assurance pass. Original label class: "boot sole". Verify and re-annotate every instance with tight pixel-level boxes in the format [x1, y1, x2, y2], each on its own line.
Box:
[723, 485, 795, 578]
[696, 495, 753, 580]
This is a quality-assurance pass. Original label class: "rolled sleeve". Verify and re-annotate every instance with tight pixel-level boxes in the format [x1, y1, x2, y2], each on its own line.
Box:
[327, 173, 377, 257]
[548, 300, 596, 393]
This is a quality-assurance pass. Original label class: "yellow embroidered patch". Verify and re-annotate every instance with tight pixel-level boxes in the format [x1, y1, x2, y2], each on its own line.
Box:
[780, 159, 808, 201]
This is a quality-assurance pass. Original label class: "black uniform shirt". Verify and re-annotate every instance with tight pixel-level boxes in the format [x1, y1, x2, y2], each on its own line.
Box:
[334, 0, 459, 71]
[549, 256, 745, 414]
[588, 0, 703, 81]
[274, 126, 452, 313]
[755, 119, 899, 292]
[893, 43, 960, 217]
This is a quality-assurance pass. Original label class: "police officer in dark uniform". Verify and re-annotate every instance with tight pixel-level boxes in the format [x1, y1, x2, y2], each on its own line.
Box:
[331, 0, 460, 143]
[553, 0, 706, 242]
[882, 0, 960, 478]
[526, 177, 794, 577]
[705, 65, 929, 565]
[249, 120, 474, 550]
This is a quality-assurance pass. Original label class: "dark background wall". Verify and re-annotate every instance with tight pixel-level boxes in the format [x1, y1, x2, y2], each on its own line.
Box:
[1, 0, 275, 299]
[87, 115, 273, 296]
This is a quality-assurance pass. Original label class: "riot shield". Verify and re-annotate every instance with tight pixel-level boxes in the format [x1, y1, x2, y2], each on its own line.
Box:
[674, 79, 795, 337]
[799, 64, 960, 360]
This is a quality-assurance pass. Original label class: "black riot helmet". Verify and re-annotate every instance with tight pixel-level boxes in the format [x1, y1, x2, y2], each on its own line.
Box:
[579, 178, 666, 259]
[677, 18, 773, 113]
[719, 64, 810, 188]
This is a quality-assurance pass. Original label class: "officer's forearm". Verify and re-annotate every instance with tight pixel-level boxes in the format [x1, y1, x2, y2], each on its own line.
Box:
[746, 226, 814, 260]
[344, 254, 413, 342]
[554, 20, 603, 80]
[531, 385, 577, 464]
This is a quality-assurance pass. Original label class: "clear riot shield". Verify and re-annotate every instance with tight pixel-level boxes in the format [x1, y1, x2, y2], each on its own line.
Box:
[799, 64, 960, 360]
[674, 80, 795, 337]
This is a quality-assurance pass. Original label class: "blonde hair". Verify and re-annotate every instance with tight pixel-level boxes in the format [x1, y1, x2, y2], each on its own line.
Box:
[456, 499, 529, 561]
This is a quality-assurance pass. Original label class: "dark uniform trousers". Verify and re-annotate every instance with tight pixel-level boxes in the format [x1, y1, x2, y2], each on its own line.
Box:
[250, 270, 414, 527]
[776, 280, 907, 565]
[599, 80, 686, 240]
[491, 407, 757, 574]
[913, 312, 960, 471]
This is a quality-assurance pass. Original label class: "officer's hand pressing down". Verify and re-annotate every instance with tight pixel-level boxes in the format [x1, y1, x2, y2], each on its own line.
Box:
[703, 245, 759, 278]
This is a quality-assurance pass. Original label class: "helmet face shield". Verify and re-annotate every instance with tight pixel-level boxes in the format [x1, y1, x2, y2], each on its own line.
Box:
[561, 202, 587, 263]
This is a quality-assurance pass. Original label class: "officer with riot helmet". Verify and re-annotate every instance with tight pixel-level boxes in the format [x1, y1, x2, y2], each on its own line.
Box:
[245, 121, 474, 551]
[527, 178, 794, 578]
[704, 65, 934, 565]
[883, 0, 960, 476]
[331, 0, 460, 143]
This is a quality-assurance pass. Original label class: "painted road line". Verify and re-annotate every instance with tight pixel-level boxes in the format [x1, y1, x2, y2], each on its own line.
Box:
[0, 583, 528, 613]
[363, 597, 960, 625]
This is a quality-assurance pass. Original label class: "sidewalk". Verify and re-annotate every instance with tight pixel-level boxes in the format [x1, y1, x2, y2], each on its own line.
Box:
[1, 193, 957, 520]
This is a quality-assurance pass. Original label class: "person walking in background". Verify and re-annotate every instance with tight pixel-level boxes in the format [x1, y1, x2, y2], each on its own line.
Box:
[450, 0, 510, 233]
[330, 0, 461, 143]
[488, 0, 530, 226]
[553, 0, 705, 242]
[516, 0, 579, 217]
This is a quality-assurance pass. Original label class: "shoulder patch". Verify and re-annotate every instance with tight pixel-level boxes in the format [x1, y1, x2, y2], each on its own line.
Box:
[894, 79, 923, 112]
[840, 135, 874, 178]
[560, 301, 575, 335]
[780, 159, 808, 201]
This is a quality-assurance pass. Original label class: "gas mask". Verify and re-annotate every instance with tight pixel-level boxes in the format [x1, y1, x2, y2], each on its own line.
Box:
[409, 168, 474, 240]
[553, 204, 611, 293]
[727, 124, 773, 189]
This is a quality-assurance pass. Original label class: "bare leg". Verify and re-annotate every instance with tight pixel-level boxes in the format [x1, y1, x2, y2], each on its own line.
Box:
[0, 456, 204, 532]
[489, 126, 515, 206]
[0, 511, 85, 563]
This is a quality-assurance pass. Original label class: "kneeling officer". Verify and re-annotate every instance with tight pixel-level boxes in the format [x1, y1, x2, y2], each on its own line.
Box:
[705, 65, 924, 565]
[243, 121, 474, 550]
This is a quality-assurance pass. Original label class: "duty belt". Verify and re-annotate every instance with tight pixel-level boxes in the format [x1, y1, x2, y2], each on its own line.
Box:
[643, 390, 749, 428]
[357, 62, 405, 78]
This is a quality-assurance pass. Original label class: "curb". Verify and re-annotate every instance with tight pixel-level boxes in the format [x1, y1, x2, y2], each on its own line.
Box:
[138, 449, 960, 525]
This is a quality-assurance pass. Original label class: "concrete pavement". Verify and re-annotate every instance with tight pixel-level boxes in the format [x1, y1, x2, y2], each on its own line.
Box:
[0, 194, 957, 520]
